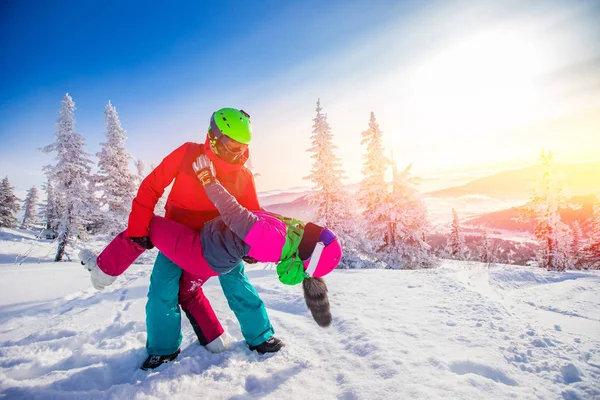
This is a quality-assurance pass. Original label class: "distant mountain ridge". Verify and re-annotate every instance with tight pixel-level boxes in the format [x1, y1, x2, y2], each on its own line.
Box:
[262, 194, 313, 221]
[464, 194, 597, 232]
[426, 162, 600, 200]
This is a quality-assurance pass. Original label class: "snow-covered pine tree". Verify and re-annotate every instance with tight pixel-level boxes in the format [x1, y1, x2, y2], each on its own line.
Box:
[96, 101, 137, 235]
[447, 208, 467, 260]
[40, 179, 63, 232]
[20, 185, 39, 229]
[522, 150, 573, 271]
[581, 195, 600, 269]
[382, 159, 434, 268]
[481, 229, 492, 265]
[480, 229, 501, 266]
[304, 99, 356, 243]
[135, 158, 146, 187]
[571, 221, 583, 269]
[0, 177, 20, 228]
[85, 175, 104, 234]
[358, 112, 391, 252]
[41, 93, 94, 261]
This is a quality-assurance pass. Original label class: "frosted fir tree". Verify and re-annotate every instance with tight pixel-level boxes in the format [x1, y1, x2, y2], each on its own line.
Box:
[358, 112, 391, 251]
[570, 221, 583, 269]
[20, 185, 40, 229]
[85, 175, 104, 234]
[521, 150, 573, 271]
[135, 158, 146, 186]
[481, 229, 492, 265]
[40, 179, 63, 232]
[382, 160, 434, 269]
[304, 99, 356, 242]
[447, 208, 467, 260]
[581, 195, 600, 269]
[0, 176, 20, 228]
[96, 101, 137, 235]
[41, 93, 94, 261]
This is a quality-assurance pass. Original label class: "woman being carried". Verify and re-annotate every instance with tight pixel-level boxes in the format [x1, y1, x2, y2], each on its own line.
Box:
[80, 154, 342, 330]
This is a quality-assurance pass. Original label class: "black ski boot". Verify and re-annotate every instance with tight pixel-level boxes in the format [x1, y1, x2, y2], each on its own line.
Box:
[141, 349, 180, 370]
[248, 336, 284, 354]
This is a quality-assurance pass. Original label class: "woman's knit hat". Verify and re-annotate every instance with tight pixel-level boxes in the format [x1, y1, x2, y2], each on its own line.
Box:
[298, 223, 342, 278]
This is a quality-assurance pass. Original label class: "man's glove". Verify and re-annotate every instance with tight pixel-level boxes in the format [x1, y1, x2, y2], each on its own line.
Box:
[130, 236, 154, 249]
[192, 155, 217, 186]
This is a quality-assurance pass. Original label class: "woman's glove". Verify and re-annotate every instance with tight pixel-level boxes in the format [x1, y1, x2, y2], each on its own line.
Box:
[192, 155, 217, 186]
[79, 249, 117, 290]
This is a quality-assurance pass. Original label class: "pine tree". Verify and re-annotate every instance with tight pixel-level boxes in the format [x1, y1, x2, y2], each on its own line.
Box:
[135, 158, 146, 186]
[96, 101, 137, 235]
[447, 208, 467, 260]
[20, 185, 39, 229]
[382, 159, 434, 268]
[480, 229, 499, 266]
[571, 221, 583, 269]
[522, 150, 573, 271]
[85, 175, 104, 234]
[41, 94, 94, 261]
[0, 177, 20, 228]
[358, 112, 391, 252]
[304, 99, 356, 241]
[581, 195, 600, 269]
[40, 179, 63, 232]
[481, 229, 491, 265]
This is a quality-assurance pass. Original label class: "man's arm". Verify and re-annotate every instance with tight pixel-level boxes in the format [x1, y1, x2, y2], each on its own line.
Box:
[127, 143, 189, 238]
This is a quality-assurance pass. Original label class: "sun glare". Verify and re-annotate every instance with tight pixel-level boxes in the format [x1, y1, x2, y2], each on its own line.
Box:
[405, 28, 550, 145]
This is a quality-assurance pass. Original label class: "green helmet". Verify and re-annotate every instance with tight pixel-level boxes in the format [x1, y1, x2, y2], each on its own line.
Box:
[209, 108, 252, 144]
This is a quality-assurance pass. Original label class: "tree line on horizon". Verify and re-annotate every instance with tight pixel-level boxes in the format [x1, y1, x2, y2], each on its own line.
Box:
[0, 96, 598, 269]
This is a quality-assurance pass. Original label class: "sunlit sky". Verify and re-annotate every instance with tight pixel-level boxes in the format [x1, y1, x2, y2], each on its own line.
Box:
[1, 0, 599, 196]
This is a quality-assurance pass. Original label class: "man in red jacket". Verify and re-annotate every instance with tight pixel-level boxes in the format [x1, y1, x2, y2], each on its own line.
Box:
[128, 108, 282, 370]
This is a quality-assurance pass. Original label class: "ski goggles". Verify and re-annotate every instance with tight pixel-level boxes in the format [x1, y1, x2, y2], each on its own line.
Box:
[208, 127, 247, 153]
[208, 128, 249, 164]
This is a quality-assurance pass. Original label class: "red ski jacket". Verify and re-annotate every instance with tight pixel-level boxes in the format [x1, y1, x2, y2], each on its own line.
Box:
[127, 137, 260, 237]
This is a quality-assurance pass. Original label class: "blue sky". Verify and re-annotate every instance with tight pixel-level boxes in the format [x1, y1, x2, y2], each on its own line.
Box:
[1, 0, 600, 197]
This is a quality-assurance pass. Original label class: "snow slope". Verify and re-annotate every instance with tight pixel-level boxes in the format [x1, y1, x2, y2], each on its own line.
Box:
[0, 230, 599, 399]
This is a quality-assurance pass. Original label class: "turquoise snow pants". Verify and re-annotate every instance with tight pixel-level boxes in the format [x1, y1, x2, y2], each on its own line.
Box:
[146, 252, 274, 355]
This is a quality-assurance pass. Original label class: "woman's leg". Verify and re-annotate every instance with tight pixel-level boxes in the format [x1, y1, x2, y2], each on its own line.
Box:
[179, 270, 224, 346]
[145, 252, 183, 356]
[218, 262, 274, 347]
[96, 231, 145, 276]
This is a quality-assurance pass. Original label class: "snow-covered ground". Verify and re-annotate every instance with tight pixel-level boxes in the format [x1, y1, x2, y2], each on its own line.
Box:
[0, 229, 599, 399]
